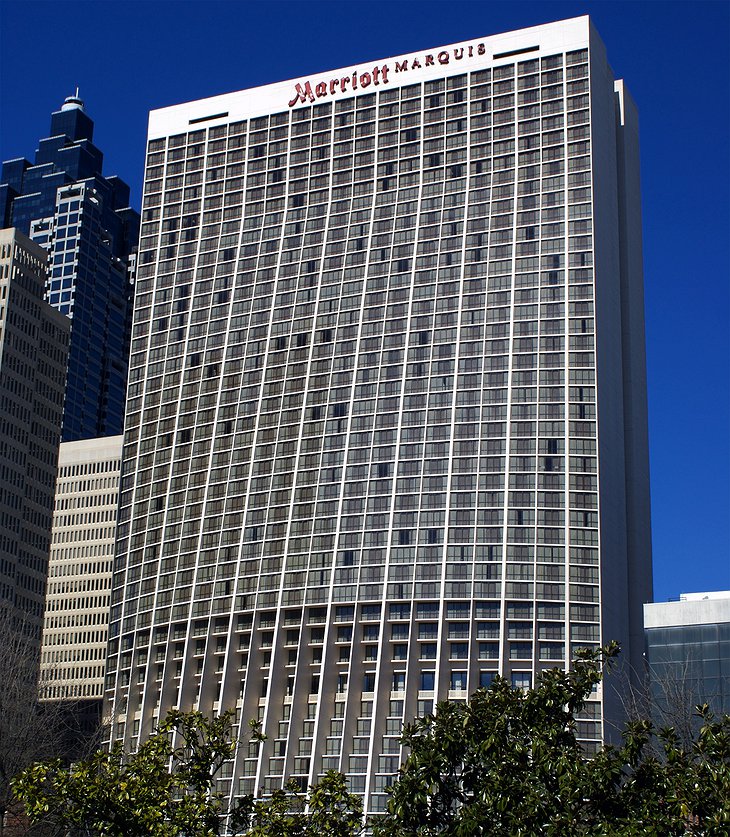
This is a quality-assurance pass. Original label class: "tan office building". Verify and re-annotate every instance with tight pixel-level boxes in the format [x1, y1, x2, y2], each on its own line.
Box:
[40, 435, 122, 699]
[0, 228, 69, 642]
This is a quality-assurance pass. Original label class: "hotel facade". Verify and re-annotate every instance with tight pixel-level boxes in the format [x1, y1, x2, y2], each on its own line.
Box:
[106, 17, 652, 814]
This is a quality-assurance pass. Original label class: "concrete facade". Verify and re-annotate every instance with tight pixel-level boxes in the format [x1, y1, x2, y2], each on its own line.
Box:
[40, 435, 122, 699]
[0, 228, 70, 641]
[106, 17, 652, 813]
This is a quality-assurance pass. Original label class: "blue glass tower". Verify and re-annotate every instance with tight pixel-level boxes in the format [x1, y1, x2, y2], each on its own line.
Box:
[0, 94, 139, 441]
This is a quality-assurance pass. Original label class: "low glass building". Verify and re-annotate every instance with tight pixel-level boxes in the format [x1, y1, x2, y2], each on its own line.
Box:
[644, 592, 730, 720]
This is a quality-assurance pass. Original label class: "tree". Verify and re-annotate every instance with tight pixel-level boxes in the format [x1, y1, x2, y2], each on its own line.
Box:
[374, 643, 730, 837]
[13, 710, 243, 837]
[12, 711, 364, 837]
[244, 772, 363, 837]
[13, 649, 730, 836]
[617, 651, 726, 753]
[0, 609, 95, 836]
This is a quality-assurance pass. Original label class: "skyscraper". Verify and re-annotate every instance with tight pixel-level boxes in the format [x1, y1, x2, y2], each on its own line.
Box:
[0, 228, 70, 641]
[106, 17, 652, 814]
[0, 96, 139, 441]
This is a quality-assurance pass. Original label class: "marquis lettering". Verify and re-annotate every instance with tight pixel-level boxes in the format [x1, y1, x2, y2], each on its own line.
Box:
[287, 41, 490, 107]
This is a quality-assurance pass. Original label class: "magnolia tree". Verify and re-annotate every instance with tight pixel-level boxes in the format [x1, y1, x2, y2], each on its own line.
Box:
[372, 644, 730, 836]
[12, 643, 730, 836]
[11, 711, 363, 837]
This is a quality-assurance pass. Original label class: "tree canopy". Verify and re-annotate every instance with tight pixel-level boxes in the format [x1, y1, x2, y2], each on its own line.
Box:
[11, 644, 730, 836]
[12, 710, 239, 837]
[374, 643, 730, 836]
[244, 771, 363, 837]
[11, 711, 363, 837]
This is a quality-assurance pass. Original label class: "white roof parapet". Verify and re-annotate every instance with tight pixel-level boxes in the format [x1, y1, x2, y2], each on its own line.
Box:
[148, 16, 591, 138]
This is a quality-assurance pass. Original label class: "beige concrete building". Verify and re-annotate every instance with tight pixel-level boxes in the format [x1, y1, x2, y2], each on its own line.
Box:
[40, 435, 122, 699]
[0, 228, 70, 642]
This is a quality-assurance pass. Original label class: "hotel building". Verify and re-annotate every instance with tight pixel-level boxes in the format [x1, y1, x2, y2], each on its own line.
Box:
[106, 17, 652, 814]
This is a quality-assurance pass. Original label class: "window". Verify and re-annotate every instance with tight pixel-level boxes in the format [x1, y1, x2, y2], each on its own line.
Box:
[418, 623, 438, 640]
[450, 671, 467, 691]
[362, 604, 381, 620]
[363, 624, 379, 641]
[420, 671, 435, 691]
[420, 643, 437, 660]
[450, 642, 469, 660]
[389, 603, 411, 620]
[511, 671, 532, 690]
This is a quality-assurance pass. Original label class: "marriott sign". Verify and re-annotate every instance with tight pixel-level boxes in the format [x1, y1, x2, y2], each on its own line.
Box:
[288, 41, 490, 107]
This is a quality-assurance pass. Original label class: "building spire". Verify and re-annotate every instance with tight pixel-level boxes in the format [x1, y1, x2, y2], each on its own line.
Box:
[61, 89, 84, 112]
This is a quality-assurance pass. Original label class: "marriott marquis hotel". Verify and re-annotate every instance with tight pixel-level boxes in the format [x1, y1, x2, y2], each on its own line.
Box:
[106, 17, 652, 815]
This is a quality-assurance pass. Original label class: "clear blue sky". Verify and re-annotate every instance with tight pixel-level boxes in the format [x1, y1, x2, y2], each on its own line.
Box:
[1, 0, 728, 602]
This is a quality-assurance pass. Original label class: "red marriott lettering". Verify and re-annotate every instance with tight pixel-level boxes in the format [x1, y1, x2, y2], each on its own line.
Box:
[289, 65, 390, 107]
[287, 42, 489, 107]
